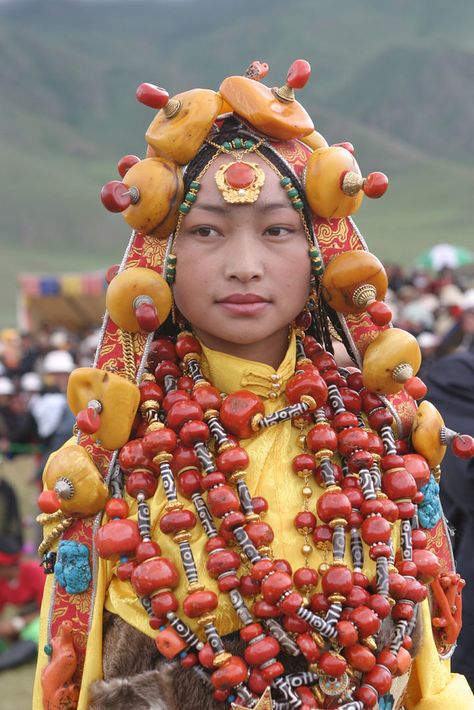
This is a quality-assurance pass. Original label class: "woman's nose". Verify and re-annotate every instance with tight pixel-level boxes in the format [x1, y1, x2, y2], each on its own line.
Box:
[223, 231, 264, 283]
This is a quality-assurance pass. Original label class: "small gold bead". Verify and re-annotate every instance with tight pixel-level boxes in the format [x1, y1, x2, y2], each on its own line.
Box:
[213, 651, 232, 667]
[318, 562, 330, 575]
[302, 543, 313, 556]
[302, 486, 313, 498]
[187, 582, 205, 593]
[268, 391, 278, 400]
[298, 434, 307, 448]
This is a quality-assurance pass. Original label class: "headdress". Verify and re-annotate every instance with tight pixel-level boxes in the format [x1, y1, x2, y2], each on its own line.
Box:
[35, 60, 474, 710]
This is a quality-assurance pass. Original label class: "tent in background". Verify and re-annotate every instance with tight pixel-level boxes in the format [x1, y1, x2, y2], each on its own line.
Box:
[18, 271, 106, 332]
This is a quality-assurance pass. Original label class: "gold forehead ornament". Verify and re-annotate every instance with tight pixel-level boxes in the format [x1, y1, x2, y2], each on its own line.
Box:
[215, 160, 266, 204]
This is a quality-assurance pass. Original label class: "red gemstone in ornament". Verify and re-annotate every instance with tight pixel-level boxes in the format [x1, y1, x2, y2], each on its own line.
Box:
[377, 648, 398, 673]
[175, 333, 201, 359]
[192, 384, 222, 412]
[244, 635, 280, 667]
[180, 419, 210, 446]
[167, 399, 204, 431]
[251, 559, 275, 581]
[76, 406, 101, 435]
[183, 589, 218, 618]
[261, 571, 292, 604]
[319, 651, 347, 677]
[219, 390, 264, 438]
[177, 469, 202, 498]
[322, 566, 353, 596]
[135, 301, 160, 333]
[337, 427, 369, 457]
[365, 664, 392, 695]
[155, 625, 187, 659]
[95, 519, 140, 560]
[306, 424, 337, 453]
[368, 408, 393, 430]
[284, 615, 310, 634]
[105, 264, 120, 284]
[136, 83, 169, 109]
[403, 453, 430, 489]
[412, 529, 427, 549]
[151, 591, 178, 617]
[163, 389, 190, 413]
[294, 567, 319, 590]
[216, 445, 250, 474]
[368, 594, 391, 619]
[345, 585, 370, 608]
[251, 496, 268, 515]
[207, 484, 240, 517]
[136, 540, 161, 562]
[404, 375, 427, 400]
[296, 633, 321, 662]
[142, 427, 177, 456]
[309, 592, 330, 614]
[253, 599, 280, 618]
[149, 337, 177, 365]
[211, 656, 249, 690]
[452, 434, 474, 459]
[105, 498, 128, 518]
[139, 381, 164, 405]
[100, 180, 131, 213]
[117, 154, 140, 178]
[198, 643, 216, 669]
[126, 470, 157, 499]
[160, 509, 197, 534]
[240, 574, 261, 596]
[413, 548, 441, 583]
[366, 300, 392, 326]
[119, 438, 155, 473]
[363, 172, 389, 198]
[116, 560, 136, 581]
[354, 684, 378, 707]
[294, 511, 317, 533]
[155, 360, 181, 384]
[317, 490, 352, 523]
[345, 644, 377, 672]
[206, 549, 240, 578]
[336, 620, 358, 647]
[131, 557, 179, 596]
[225, 162, 256, 189]
[361, 515, 391, 545]
[219, 511, 246, 536]
[279, 591, 303, 614]
[286, 369, 328, 407]
[38, 489, 61, 514]
[286, 59, 311, 89]
[245, 521, 274, 547]
[171, 445, 199, 474]
[350, 606, 381, 638]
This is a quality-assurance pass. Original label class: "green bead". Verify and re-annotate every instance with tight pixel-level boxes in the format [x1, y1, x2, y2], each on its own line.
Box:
[292, 200, 304, 210]
[280, 177, 292, 187]
[185, 192, 196, 203]
[167, 254, 177, 265]
[179, 204, 190, 215]
[190, 181, 201, 191]
[222, 141, 232, 151]
[287, 188, 299, 198]
[244, 140, 254, 150]
[233, 138, 242, 149]
[44, 643, 52, 656]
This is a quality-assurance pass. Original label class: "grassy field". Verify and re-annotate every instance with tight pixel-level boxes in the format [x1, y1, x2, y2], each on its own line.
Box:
[1, 455, 40, 709]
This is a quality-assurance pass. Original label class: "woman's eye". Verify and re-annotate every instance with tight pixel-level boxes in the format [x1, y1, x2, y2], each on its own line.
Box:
[264, 226, 291, 237]
[191, 226, 218, 237]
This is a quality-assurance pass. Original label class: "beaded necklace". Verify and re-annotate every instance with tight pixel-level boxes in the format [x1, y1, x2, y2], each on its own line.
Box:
[95, 327, 439, 710]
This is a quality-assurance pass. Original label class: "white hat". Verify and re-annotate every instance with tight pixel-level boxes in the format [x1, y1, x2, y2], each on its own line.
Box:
[20, 372, 42, 392]
[439, 284, 463, 307]
[43, 350, 75, 374]
[0, 377, 14, 395]
[462, 289, 474, 312]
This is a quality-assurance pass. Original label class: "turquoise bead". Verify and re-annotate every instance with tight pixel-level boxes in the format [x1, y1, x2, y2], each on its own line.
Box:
[280, 177, 291, 187]
[179, 204, 190, 215]
[287, 188, 298, 198]
[190, 181, 201, 191]
[233, 138, 242, 149]
[44, 643, 52, 656]
[185, 192, 196, 202]
[244, 140, 254, 150]
[292, 200, 304, 210]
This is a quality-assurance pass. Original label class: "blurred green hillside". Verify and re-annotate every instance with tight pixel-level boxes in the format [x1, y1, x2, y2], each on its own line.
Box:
[1, 0, 473, 326]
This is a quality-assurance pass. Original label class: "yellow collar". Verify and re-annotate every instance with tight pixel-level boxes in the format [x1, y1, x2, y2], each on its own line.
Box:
[199, 330, 296, 400]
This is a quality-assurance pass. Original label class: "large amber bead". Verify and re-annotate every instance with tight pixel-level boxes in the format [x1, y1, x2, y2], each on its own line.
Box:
[219, 76, 313, 140]
[411, 400, 446, 467]
[362, 329, 421, 395]
[68, 368, 140, 450]
[106, 267, 172, 333]
[43, 444, 108, 517]
[145, 89, 222, 165]
[321, 251, 388, 314]
[121, 157, 183, 235]
[305, 146, 363, 218]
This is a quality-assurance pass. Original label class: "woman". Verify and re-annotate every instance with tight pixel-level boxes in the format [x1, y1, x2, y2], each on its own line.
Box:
[34, 61, 474, 710]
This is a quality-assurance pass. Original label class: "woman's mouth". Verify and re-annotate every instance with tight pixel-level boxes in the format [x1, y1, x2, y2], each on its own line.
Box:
[216, 294, 270, 315]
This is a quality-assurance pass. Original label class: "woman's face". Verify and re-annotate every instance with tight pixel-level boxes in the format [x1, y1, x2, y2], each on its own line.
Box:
[173, 153, 311, 367]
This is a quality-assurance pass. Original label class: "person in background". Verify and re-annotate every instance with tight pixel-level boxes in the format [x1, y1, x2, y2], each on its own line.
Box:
[0, 536, 45, 671]
[31, 350, 77, 478]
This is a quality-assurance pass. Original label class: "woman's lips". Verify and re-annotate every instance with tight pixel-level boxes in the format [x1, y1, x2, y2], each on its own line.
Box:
[216, 294, 270, 315]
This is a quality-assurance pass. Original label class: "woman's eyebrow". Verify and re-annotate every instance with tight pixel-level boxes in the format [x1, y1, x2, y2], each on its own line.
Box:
[192, 201, 292, 214]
